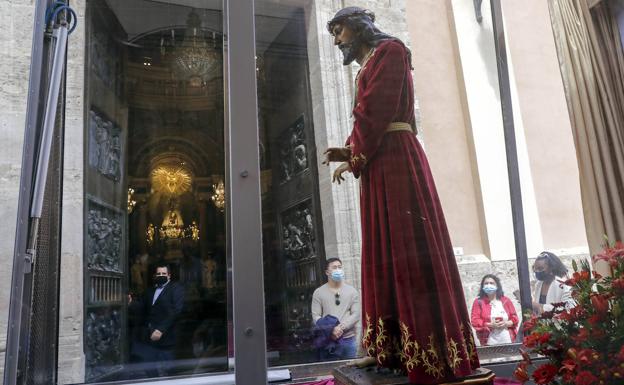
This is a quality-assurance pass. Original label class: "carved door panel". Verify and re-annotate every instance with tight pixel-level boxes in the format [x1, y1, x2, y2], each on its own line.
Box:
[84, 3, 129, 381]
[272, 115, 325, 355]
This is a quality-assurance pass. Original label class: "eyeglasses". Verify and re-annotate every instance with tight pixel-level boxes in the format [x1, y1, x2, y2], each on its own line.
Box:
[335, 293, 340, 306]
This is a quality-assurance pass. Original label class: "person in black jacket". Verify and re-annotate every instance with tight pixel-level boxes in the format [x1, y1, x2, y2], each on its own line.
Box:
[139, 263, 185, 377]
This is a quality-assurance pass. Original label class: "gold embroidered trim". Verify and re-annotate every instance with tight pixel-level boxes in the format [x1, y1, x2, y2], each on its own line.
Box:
[460, 324, 478, 361]
[375, 319, 391, 362]
[399, 321, 421, 371]
[447, 338, 462, 371]
[362, 314, 375, 356]
[363, 314, 475, 378]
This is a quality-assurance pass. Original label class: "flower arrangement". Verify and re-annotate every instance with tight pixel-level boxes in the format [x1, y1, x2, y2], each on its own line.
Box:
[514, 242, 624, 385]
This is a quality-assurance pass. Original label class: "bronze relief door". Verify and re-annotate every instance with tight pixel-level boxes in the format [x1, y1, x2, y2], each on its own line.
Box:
[84, 3, 129, 381]
[257, 11, 326, 363]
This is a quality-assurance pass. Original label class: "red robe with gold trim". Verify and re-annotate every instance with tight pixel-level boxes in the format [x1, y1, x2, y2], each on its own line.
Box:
[346, 39, 480, 383]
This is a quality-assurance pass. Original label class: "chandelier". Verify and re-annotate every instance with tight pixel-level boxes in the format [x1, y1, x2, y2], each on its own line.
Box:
[211, 180, 225, 211]
[167, 10, 221, 87]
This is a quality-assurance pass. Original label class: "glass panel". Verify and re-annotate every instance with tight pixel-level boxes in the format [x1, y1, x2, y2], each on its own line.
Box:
[444, 0, 525, 354]
[253, 0, 560, 375]
[73, 0, 229, 382]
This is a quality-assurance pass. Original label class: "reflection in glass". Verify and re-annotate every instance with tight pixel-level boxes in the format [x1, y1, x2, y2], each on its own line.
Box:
[254, 2, 482, 378]
[84, 0, 227, 381]
[470, 274, 519, 346]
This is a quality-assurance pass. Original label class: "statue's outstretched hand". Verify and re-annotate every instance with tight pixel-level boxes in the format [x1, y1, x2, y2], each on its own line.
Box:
[332, 162, 351, 184]
[323, 147, 351, 164]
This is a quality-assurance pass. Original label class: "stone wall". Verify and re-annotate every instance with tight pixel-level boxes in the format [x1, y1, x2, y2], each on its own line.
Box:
[57, 0, 87, 382]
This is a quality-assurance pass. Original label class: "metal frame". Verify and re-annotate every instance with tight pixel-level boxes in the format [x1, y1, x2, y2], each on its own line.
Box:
[490, 0, 532, 317]
[225, 0, 268, 384]
[4, 1, 55, 384]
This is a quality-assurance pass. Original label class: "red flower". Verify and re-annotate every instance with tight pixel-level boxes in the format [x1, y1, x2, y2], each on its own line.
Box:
[523, 315, 538, 332]
[594, 244, 624, 269]
[588, 314, 603, 325]
[574, 370, 598, 385]
[523, 333, 541, 348]
[560, 359, 579, 383]
[576, 349, 600, 366]
[565, 271, 591, 286]
[538, 332, 551, 344]
[560, 358, 577, 374]
[557, 309, 577, 322]
[571, 328, 589, 344]
[562, 370, 576, 383]
[532, 364, 558, 385]
[613, 277, 624, 293]
[590, 294, 609, 316]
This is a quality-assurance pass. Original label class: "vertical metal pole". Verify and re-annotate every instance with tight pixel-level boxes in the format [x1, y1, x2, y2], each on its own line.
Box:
[31, 26, 68, 220]
[490, 0, 532, 317]
[24, 25, 68, 279]
[4, 1, 52, 383]
[226, 0, 268, 384]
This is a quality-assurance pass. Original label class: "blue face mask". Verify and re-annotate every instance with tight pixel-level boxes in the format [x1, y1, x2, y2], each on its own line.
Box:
[330, 269, 345, 282]
[482, 284, 497, 294]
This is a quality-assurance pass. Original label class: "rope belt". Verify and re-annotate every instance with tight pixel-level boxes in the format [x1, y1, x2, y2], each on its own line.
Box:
[386, 122, 413, 133]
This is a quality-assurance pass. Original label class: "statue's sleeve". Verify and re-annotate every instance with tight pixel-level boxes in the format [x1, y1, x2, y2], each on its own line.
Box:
[348, 41, 408, 177]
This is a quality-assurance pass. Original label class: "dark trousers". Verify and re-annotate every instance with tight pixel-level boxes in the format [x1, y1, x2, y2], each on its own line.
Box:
[318, 336, 357, 361]
[133, 341, 176, 377]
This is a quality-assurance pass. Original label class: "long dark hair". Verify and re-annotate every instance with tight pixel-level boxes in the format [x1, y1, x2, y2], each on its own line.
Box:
[478, 274, 504, 299]
[327, 7, 413, 68]
[536, 251, 568, 278]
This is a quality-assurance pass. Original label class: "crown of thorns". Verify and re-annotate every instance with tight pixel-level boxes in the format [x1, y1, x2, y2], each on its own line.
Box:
[327, 7, 376, 33]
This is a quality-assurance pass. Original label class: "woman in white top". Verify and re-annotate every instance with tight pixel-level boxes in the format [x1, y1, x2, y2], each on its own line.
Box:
[531, 251, 574, 314]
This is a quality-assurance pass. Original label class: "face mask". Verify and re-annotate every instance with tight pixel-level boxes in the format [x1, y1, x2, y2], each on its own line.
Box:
[482, 284, 497, 294]
[155, 276, 168, 286]
[330, 269, 345, 282]
[534, 271, 550, 281]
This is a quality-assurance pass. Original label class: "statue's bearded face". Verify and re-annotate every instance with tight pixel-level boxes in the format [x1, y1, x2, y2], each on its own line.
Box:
[331, 23, 362, 66]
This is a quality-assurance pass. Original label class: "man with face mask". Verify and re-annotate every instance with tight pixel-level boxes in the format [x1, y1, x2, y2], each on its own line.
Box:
[322, 7, 480, 384]
[138, 263, 185, 377]
[311, 258, 360, 361]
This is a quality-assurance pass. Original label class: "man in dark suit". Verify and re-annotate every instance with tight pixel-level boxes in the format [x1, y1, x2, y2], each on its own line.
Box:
[139, 263, 185, 377]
